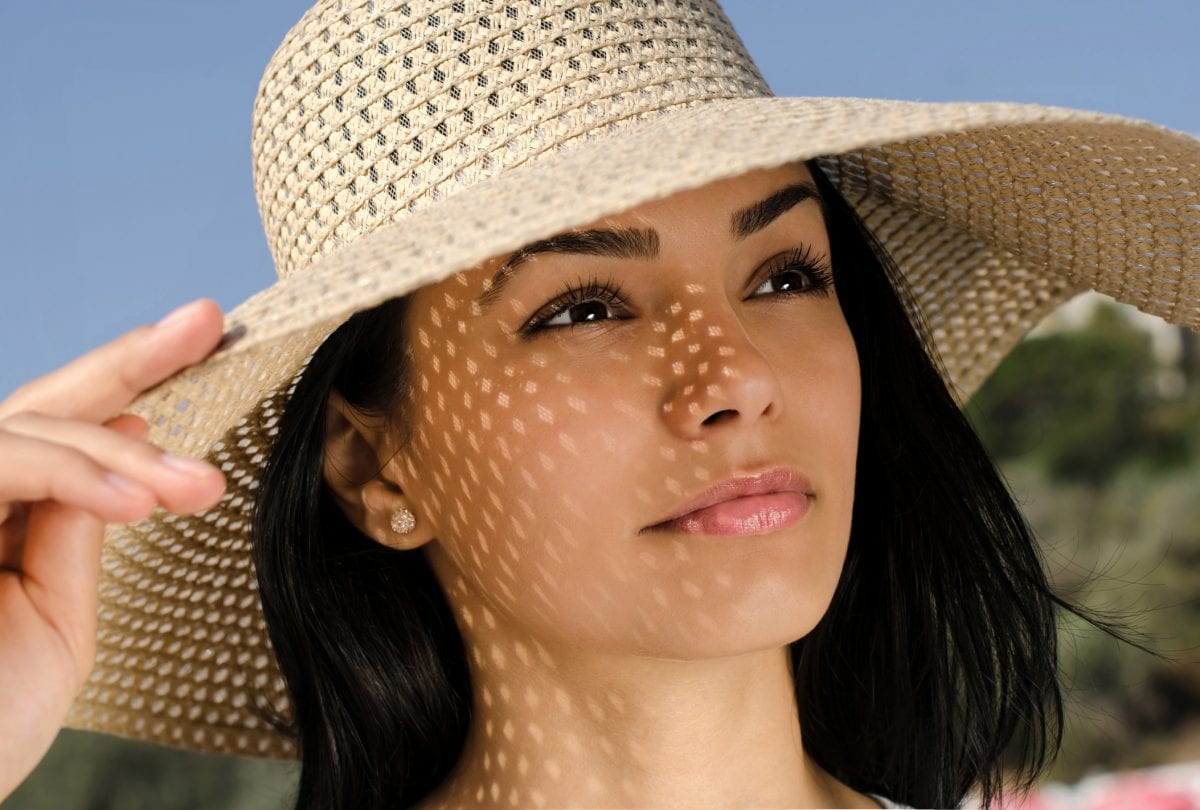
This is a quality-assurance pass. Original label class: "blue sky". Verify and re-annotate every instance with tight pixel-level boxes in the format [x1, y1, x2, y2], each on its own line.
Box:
[1, 0, 1197, 397]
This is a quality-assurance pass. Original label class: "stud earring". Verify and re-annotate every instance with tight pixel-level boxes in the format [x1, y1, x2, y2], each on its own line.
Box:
[390, 507, 416, 535]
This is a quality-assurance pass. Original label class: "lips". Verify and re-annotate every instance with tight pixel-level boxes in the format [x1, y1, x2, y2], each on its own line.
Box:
[643, 466, 814, 531]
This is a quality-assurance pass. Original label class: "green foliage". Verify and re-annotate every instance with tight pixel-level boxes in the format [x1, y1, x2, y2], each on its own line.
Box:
[1, 728, 298, 810]
[966, 301, 1199, 484]
[966, 300, 1200, 783]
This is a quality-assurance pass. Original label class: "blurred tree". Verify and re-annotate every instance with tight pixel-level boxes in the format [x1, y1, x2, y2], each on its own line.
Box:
[970, 299, 1200, 786]
[1180, 326, 1197, 382]
[1, 729, 297, 810]
[966, 301, 1197, 485]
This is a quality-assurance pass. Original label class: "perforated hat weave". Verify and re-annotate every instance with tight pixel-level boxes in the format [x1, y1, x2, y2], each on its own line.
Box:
[62, 0, 1199, 758]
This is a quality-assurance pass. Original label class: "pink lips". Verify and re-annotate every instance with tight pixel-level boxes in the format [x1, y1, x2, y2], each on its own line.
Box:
[643, 467, 814, 536]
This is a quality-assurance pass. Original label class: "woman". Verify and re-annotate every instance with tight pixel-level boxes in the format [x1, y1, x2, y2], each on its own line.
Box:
[1, 1, 1196, 808]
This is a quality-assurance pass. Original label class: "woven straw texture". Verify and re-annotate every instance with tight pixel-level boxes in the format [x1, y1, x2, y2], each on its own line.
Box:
[61, 0, 1199, 758]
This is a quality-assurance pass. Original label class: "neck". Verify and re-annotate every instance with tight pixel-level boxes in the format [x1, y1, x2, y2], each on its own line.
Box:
[414, 607, 873, 808]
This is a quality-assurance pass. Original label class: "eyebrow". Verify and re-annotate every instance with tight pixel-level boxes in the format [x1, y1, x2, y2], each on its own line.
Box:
[475, 180, 826, 311]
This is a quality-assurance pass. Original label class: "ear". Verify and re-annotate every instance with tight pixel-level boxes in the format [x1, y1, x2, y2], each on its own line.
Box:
[322, 388, 434, 552]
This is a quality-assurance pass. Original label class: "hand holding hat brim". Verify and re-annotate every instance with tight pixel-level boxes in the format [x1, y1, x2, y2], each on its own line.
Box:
[0, 299, 226, 799]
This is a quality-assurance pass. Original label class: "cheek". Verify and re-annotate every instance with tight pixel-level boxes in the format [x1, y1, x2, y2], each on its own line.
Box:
[404, 312, 862, 657]
[786, 323, 860, 614]
[806, 321, 861, 503]
[402, 341, 650, 640]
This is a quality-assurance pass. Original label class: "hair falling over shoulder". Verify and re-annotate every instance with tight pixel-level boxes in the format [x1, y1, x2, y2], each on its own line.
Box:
[248, 160, 1158, 810]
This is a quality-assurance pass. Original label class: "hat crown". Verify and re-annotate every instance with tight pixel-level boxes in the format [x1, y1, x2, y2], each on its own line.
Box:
[250, 0, 771, 280]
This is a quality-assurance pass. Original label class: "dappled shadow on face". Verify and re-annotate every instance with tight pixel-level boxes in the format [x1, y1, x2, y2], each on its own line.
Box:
[385, 163, 866, 808]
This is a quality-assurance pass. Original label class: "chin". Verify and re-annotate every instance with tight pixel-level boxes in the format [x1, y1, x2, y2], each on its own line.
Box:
[578, 589, 837, 662]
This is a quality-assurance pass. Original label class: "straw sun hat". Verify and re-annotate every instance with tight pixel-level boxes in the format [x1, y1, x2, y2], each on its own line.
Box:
[62, 0, 1199, 759]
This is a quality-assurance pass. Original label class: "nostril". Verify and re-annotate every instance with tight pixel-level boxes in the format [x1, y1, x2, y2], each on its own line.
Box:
[702, 409, 738, 426]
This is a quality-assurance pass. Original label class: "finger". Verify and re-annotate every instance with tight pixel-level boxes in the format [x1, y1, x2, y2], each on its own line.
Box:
[0, 298, 225, 425]
[20, 498, 107, 690]
[0, 412, 225, 516]
[104, 413, 150, 440]
[0, 430, 158, 525]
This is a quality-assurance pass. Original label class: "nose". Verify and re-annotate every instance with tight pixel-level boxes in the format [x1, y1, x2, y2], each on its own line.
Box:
[654, 292, 784, 440]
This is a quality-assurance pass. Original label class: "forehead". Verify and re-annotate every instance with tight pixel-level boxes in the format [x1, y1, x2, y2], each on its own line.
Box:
[595, 160, 817, 227]
[424, 159, 821, 305]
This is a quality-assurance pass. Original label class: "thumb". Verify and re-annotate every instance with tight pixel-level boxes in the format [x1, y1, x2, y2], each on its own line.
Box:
[104, 413, 149, 440]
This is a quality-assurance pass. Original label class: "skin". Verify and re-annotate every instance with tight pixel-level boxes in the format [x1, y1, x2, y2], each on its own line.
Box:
[0, 299, 228, 800]
[324, 161, 878, 808]
[0, 162, 873, 806]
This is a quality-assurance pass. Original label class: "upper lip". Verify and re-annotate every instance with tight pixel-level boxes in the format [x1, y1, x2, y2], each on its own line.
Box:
[643, 466, 814, 530]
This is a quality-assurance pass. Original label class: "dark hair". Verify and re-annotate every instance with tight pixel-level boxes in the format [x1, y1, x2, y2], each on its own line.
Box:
[251, 159, 1156, 809]
[252, 291, 472, 808]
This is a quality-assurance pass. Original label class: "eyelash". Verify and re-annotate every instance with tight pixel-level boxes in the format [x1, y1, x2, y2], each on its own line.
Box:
[518, 246, 834, 339]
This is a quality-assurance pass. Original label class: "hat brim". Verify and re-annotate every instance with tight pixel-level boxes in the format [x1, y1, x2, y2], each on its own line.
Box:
[67, 95, 1200, 757]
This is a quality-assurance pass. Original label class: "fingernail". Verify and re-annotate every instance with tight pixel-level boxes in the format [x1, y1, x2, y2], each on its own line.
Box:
[156, 300, 200, 330]
[160, 452, 216, 476]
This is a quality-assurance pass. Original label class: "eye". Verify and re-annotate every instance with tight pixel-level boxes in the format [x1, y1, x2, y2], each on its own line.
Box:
[518, 246, 833, 339]
[748, 246, 834, 300]
[518, 273, 632, 338]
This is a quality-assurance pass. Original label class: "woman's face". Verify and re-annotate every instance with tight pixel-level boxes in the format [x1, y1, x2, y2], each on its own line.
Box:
[383, 161, 860, 659]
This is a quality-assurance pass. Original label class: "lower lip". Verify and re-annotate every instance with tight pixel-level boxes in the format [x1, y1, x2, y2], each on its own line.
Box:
[650, 492, 810, 536]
